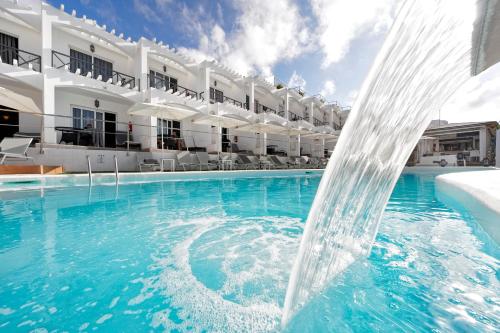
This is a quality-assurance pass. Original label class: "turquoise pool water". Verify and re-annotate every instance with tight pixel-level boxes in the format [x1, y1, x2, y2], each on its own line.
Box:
[0, 173, 498, 332]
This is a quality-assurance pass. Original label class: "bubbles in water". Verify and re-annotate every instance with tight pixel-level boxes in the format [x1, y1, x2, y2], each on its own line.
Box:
[136, 216, 303, 332]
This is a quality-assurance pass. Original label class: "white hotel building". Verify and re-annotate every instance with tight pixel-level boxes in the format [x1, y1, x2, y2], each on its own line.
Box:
[0, 0, 347, 172]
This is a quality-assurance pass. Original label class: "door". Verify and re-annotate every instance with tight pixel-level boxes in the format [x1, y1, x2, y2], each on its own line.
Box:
[169, 77, 178, 92]
[0, 32, 19, 65]
[222, 127, 230, 152]
[246, 95, 250, 110]
[104, 112, 116, 148]
[0, 106, 19, 141]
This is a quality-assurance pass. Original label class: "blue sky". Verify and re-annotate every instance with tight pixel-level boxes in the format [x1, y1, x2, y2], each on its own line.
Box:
[47, 0, 398, 106]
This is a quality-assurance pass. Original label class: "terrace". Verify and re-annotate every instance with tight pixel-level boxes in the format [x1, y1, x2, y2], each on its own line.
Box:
[0, 44, 41, 72]
[148, 73, 199, 99]
[52, 50, 137, 90]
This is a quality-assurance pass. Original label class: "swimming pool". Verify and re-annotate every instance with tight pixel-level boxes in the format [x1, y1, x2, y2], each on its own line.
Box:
[0, 172, 498, 332]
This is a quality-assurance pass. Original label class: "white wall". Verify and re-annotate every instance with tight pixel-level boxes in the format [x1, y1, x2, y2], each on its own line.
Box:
[0, 12, 41, 56]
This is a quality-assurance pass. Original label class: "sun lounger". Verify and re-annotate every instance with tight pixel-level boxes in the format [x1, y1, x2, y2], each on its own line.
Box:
[138, 158, 161, 172]
[177, 151, 198, 171]
[236, 154, 257, 169]
[268, 155, 288, 169]
[0, 137, 33, 164]
[195, 151, 218, 170]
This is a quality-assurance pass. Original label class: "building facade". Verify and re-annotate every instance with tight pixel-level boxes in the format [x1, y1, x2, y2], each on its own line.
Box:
[0, 0, 346, 171]
[411, 120, 498, 167]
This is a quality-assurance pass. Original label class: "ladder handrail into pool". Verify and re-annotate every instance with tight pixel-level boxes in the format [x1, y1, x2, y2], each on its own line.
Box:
[86, 155, 92, 186]
[114, 155, 119, 185]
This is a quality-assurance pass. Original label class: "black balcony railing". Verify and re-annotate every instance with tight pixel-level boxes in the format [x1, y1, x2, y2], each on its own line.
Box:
[0, 44, 41, 72]
[288, 111, 304, 122]
[148, 74, 198, 99]
[223, 96, 243, 108]
[51, 50, 136, 89]
[313, 118, 329, 127]
[255, 102, 278, 115]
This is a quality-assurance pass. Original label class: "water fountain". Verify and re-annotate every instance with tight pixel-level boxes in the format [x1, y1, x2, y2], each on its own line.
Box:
[282, 0, 500, 326]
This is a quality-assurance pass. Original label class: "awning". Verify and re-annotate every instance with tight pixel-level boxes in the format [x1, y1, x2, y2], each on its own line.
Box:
[234, 120, 288, 134]
[191, 113, 251, 128]
[0, 87, 41, 114]
[128, 102, 200, 120]
[303, 132, 338, 140]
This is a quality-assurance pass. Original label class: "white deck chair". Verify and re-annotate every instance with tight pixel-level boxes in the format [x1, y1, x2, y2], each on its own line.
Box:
[177, 151, 198, 171]
[0, 138, 33, 164]
[195, 151, 218, 171]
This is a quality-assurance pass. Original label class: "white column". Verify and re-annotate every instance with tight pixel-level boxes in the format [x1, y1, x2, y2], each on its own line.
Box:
[136, 40, 149, 95]
[217, 104, 222, 154]
[135, 40, 155, 150]
[479, 128, 487, 161]
[310, 101, 315, 125]
[249, 80, 255, 113]
[203, 65, 210, 104]
[295, 134, 302, 156]
[285, 90, 290, 121]
[41, 6, 56, 144]
[263, 133, 267, 156]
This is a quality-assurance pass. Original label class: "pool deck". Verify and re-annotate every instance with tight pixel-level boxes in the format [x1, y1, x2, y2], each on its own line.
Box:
[436, 169, 500, 215]
[436, 169, 500, 244]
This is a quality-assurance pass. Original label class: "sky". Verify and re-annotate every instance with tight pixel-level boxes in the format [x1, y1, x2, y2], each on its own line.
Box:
[48, 0, 499, 123]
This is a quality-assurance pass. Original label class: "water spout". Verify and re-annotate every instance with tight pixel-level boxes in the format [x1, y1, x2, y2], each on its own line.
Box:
[282, 0, 484, 327]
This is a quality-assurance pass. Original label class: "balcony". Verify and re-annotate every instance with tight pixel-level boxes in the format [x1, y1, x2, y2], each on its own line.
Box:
[288, 111, 304, 122]
[255, 102, 285, 118]
[51, 51, 137, 90]
[0, 44, 41, 72]
[223, 96, 243, 108]
[148, 74, 198, 99]
[313, 118, 329, 127]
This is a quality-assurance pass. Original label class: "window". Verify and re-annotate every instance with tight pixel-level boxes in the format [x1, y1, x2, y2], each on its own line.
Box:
[149, 70, 177, 92]
[210, 87, 223, 103]
[72, 107, 104, 147]
[69, 49, 114, 82]
[0, 32, 19, 65]
[94, 57, 113, 82]
[157, 119, 180, 138]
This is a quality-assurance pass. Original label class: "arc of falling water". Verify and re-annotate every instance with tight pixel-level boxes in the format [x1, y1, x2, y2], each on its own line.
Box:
[281, 0, 489, 327]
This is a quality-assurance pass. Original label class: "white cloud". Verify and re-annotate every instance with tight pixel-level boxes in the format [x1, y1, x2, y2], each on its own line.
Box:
[287, 71, 307, 89]
[346, 89, 358, 105]
[178, 0, 310, 76]
[311, 0, 398, 68]
[440, 63, 500, 123]
[133, 0, 162, 24]
[320, 80, 336, 99]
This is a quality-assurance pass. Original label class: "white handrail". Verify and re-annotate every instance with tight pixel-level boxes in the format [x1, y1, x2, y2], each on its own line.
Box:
[86, 155, 92, 186]
[114, 155, 119, 184]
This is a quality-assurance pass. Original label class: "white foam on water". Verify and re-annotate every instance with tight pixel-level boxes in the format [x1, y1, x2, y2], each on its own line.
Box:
[109, 297, 120, 309]
[132, 216, 303, 332]
[96, 313, 112, 324]
[0, 308, 14, 315]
